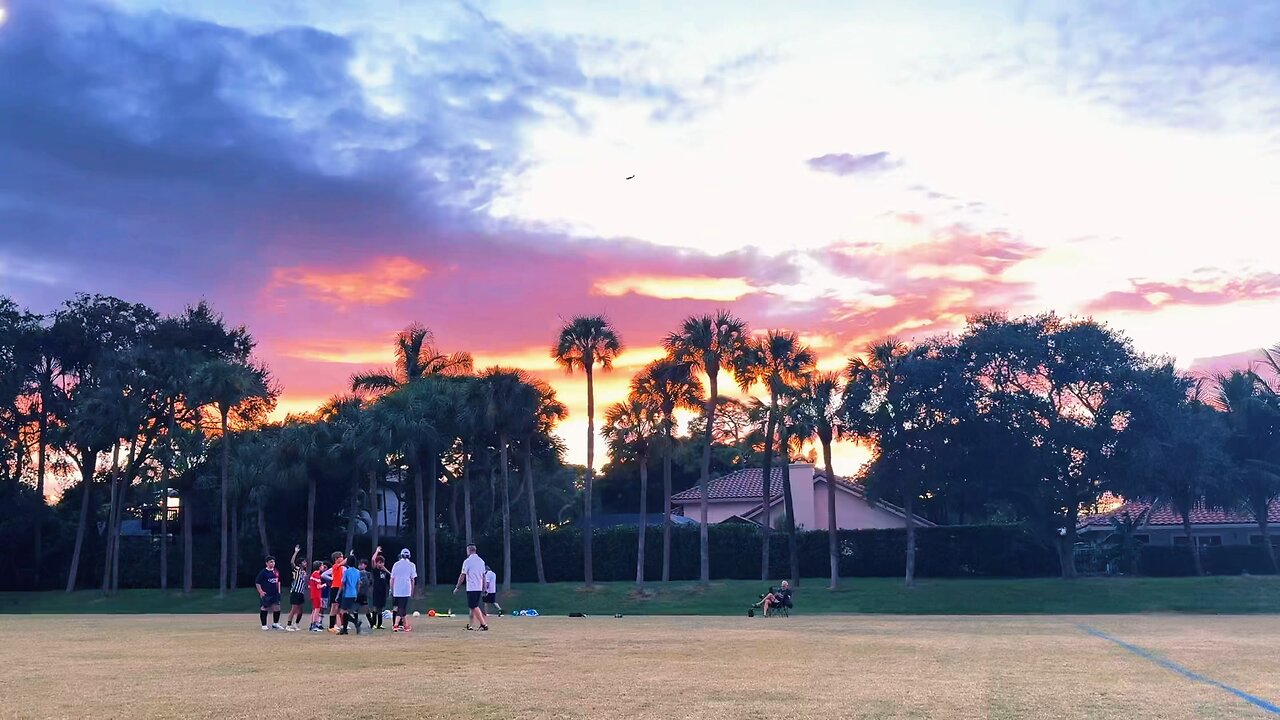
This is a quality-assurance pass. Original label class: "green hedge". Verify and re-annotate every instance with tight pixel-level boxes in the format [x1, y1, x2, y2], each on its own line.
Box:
[1138, 545, 1278, 576]
[452, 524, 1058, 583]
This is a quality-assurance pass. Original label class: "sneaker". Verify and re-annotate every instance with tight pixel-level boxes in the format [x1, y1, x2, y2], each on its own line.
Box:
[338, 629, 349, 635]
[465, 625, 475, 631]
[403, 625, 412, 633]
[271, 623, 284, 630]
[286, 625, 297, 632]
[261, 625, 269, 631]
[480, 625, 489, 631]
[392, 626, 401, 633]
[328, 627, 338, 634]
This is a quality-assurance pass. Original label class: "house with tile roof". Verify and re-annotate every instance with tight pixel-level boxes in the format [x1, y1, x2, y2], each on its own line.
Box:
[1077, 498, 1280, 548]
[669, 463, 933, 530]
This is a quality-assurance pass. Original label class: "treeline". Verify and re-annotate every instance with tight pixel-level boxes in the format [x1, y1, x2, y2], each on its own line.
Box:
[2, 294, 1279, 594]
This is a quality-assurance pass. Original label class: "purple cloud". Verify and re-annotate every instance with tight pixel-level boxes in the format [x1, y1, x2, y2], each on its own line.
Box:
[806, 151, 901, 176]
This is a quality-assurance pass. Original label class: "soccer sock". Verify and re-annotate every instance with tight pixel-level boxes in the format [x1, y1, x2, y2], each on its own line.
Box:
[273, 611, 281, 624]
[260, 611, 268, 626]
[367, 612, 376, 626]
[329, 615, 336, 629]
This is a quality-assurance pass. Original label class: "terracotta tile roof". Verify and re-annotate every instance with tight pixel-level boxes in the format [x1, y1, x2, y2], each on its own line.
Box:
[671, 467, 788, 502]
[1078, 498, 1280, 529]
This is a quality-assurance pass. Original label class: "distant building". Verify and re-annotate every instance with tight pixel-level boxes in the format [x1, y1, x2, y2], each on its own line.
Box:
[669, 463, 933, 530]
[1078, 499, 1280, 548]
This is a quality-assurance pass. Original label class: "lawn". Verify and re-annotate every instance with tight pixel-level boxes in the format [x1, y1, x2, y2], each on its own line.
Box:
[5, 576, 1280, 615]
[7, 613, 1280, 718]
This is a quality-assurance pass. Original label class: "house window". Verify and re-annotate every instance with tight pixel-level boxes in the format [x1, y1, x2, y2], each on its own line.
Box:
[1174, 535, 1222, 547]
[1250, 535, 1280, 548]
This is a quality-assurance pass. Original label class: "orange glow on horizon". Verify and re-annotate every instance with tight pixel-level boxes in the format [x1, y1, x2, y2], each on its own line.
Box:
[593, 274, 757, 301]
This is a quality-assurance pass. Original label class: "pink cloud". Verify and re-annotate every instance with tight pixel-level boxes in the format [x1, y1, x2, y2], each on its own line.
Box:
[1084, 271, 1280, 314]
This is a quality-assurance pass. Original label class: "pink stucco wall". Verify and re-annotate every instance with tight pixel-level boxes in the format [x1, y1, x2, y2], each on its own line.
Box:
[674, 464, 909, 530]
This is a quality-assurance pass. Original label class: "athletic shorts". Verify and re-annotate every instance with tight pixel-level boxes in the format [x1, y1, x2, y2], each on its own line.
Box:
[483, 592, 497, 604]
[466, 590, 482, 609]
[393, 596, 411, 614]
[372, 591, 388, 608]
[340, 596, 357, 611]
[310, 593, 323, 610]
[289, 591, 306, 606]
[260, 596, 281, 611]
[328, 587, 341, 603]
[356, 594, 368, 606]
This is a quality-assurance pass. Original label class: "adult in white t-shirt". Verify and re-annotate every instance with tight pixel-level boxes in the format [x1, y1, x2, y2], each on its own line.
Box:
[482, 565, 503, 617]
[390, 548, 417, 631]
[453, 544, 488, 630]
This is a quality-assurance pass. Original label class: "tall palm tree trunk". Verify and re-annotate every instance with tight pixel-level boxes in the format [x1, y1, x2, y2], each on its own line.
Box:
[524, 441, 546, 583]
[463, 448, 474, 544]
[306, 476, 316, 564]
[368, 469, 380, 557]
[230, 503, 240, 591]
[101, 445, 122, 595]
[218, 409, 230, 597]
[636, 450, 649, 588]
[698, 368, 718, 585]
[344, 487, 358, 557]
[182, 497, 193, 594]
[66, 452, 96, 593]
[779, 422, 799, 587]
[759, 400, 777, 581]
[427, 451, 438, 587]
[822, 435, 839, 590]
[1257, 515, 1277, 573]
[159, 414, 173, 590]
[499, 436, 512, 592]
[111, 466, 128, 594]
[662, 442, 673, 583]
[584, 363, 596, 587]
[34, 399, 48, 588]
[256, 501, 271, 559]
[904, 491, 917, 588]
[413, 454, 427, 595]
[1181, 500, 1203, 576]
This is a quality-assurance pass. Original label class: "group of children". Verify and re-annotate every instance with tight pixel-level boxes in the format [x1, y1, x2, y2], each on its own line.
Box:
[254, 544, 502, 635]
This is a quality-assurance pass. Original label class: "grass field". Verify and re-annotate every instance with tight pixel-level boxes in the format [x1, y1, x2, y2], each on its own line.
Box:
[7, 613, 1279, 719]
[5, 576, 1280, 615]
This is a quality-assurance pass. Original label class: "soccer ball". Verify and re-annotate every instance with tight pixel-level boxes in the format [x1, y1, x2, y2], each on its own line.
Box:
[427, 609, 437, 617]
[412, 611, 420, 617]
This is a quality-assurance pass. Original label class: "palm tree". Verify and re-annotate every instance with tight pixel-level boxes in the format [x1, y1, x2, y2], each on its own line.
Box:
[1213, 369, 1280, 571]
[368, 388, 427, 584]
[735, 330, 815, 581]
[552, 315, 624, 587]
[351, 322, 472, 395]
[630, 359, 704, 581]
[664, 310, 750, 584]
[793, 371, 845, 589]
[192, 359, 271, 597]
[603, 396, 659, 588]
[522, 379, 567, 583]
[481, 367, 540, 592]
[843, 338, 923, 586]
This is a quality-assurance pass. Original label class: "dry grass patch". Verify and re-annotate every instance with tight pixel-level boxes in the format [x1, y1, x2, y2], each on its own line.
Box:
[4, 614, 1277, 719]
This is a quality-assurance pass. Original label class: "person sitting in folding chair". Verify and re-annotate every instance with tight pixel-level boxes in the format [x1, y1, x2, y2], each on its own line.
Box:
[751, 580, 792, 617]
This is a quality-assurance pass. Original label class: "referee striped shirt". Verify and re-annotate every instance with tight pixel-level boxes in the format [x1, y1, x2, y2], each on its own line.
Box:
[291, 566, 309, 594]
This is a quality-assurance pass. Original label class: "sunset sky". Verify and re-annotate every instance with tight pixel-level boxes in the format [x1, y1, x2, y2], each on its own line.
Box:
[2, 0, 1278, 470]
